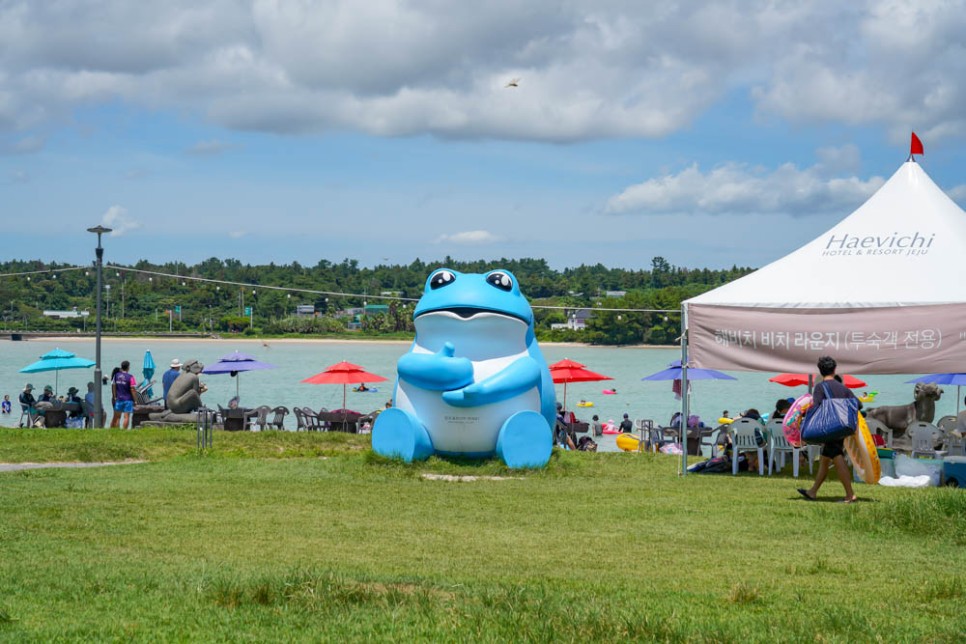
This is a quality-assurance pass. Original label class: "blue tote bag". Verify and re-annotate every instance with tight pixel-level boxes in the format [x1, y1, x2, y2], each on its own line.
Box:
[800, 382, 858, 444]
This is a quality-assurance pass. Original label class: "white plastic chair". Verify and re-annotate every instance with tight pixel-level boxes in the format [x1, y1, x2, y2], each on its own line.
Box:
[729, 418, 764, 475]
[767, 419, 811, 478]
[936, 415, 957, 432]
[909, 421, 946, 459]
[864, 416, 893, 448]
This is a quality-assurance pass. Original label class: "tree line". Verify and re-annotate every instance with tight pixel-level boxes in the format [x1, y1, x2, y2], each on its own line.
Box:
[0, 257, 754, 345]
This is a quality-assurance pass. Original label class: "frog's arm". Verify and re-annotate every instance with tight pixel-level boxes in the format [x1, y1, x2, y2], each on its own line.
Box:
[398, 342, 474, 391]
[442, 356, 541, 408]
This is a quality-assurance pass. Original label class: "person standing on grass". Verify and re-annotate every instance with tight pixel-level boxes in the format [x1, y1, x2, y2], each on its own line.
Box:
[111, 360, 137, 429]
[798, 356, 858, 504]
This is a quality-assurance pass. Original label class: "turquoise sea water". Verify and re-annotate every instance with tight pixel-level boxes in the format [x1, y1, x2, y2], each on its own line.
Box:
[1, 337, 958, 452]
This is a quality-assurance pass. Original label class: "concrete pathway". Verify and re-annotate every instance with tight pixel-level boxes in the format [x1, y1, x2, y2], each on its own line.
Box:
[0, 460, 146, 473]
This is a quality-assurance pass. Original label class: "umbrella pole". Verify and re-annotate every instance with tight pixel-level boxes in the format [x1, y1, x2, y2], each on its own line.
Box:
[236, 376, 240, 400]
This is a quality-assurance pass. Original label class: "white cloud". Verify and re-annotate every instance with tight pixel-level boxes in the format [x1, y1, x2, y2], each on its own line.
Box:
[228, 230, 246, 239]
[605, 160, 885, 217]
[186, 139, 235, 156]
[0, 2, 964, 143]
[101, 205, 142, 236]
[948, 184, 966, 203]
[434, 230, 502, 245]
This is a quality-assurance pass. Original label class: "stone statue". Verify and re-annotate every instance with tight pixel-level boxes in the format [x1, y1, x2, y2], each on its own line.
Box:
[865, 383, 943, 437]
[145, 359, 208, 425]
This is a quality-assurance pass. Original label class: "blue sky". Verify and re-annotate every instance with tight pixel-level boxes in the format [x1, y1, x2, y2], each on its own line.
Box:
[2, 1, 965, 271]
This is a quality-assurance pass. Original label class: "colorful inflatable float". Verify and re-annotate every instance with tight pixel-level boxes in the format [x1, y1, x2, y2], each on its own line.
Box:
[846, 414, 881, 484]
[782, 393, 812, 448]
[616, 433, 643, 452]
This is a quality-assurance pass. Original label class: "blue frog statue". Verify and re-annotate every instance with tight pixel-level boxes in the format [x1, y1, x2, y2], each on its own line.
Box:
[372, 268, 555, 468]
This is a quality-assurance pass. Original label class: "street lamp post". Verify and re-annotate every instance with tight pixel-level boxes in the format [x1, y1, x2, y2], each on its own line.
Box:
[87, 225, 112, 428]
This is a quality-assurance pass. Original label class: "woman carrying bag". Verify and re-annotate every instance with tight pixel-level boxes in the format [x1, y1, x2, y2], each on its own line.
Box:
[797, 356, 860, 504]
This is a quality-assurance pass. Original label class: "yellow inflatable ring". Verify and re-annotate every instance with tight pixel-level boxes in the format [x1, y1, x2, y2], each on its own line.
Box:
[717, 417, 734, 425]
[845, 415, 881, 484]
[616, 433, 643, 452]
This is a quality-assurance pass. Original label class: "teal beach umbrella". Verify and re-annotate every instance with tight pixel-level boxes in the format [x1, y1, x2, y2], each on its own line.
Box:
[142, 350, 156, 398]
[19, 348, 96, 394]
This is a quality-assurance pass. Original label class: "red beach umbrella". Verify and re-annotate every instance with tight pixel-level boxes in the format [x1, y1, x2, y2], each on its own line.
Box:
[301, 361, 388, 410]
[769, 373, 866, 389]
[548, 358, 613, 411]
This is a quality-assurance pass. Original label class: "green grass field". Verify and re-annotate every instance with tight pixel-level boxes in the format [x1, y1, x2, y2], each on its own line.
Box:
[1, 428, 964, 642]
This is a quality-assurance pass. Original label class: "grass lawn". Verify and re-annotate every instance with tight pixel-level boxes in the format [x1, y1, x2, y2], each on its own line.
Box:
[1, 428, 964, 642]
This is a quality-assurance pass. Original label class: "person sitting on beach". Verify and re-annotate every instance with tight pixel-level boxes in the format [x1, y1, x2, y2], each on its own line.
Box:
[65, 387, 84, 419]
[19, 384, 37, 419]
[771, 398, 791, 423]
[39, 385, 55, 404]
[739, 408, 765, 425]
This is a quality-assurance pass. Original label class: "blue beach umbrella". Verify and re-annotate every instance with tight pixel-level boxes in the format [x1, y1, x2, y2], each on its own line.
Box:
[643, 361, 737, 426]
[641, 360, 737, 382]
[19, 348, 95, 394]
[203, 351, 276, 399]
[906, 373, 966, 414]
[142, 350, 156, 398]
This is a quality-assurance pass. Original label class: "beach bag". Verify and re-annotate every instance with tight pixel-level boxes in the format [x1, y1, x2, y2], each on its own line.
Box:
[800, 383, 858, 444]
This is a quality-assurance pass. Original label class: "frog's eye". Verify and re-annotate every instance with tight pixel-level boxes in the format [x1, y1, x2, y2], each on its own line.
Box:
[429, 270, 456, 290]
[486, 271, 513, 292]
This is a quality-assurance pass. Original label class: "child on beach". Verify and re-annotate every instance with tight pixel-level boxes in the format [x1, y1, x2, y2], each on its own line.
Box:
[1, 395, 10, 414]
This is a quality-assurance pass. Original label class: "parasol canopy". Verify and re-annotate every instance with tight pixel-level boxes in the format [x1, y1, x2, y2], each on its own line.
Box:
[142, 350, 156, 399]
[770, 373, 866, 389]
[906, 373, 966, 413]
[548, 358, 612, 411]
[203, 350, 277, 398]
[641, 360, 737, 382]
[301, 361, 388, 411]
[19, 348, 95, 394]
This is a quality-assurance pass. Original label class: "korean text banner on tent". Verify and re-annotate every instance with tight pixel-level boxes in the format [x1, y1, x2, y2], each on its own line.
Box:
[687, 303, 966, 374]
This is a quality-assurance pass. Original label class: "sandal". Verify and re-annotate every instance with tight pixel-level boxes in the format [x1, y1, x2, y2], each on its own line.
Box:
[840, 497, 858, 504]
[797, 488, 816, 501]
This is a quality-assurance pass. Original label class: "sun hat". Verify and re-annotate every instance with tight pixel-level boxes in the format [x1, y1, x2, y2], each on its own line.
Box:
[170, 358, 183, 369]
[24, 383, 33, 391]
[44, 384, 53, 392]
[67, 386, 79, 395]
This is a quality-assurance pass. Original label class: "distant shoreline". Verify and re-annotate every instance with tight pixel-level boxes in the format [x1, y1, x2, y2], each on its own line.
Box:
[21, 336, 677, 350]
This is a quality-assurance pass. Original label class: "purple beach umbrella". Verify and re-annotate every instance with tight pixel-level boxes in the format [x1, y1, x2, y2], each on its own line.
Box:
[203, 351, 276, 398]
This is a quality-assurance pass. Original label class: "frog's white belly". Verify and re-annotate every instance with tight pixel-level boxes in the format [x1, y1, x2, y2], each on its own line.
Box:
[397, 313, 538, 455]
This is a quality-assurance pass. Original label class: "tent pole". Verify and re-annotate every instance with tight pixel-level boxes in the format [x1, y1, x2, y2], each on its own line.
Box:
[680, 304, 689, 477]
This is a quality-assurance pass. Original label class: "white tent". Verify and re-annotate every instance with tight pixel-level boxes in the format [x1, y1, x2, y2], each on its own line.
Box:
[683, 160, 966, 375]
[675, 159, 966, 474]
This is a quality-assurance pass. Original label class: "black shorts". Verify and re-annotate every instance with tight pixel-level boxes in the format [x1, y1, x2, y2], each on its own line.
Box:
[821, 440, 845, 459]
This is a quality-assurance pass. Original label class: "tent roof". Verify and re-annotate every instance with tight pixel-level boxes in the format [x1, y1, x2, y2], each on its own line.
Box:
[687, 161, 966, 308]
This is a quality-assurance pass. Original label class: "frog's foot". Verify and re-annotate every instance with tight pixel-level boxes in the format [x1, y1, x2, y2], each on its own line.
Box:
[495, 410, 552, 469]
[372, 408, 434, 463]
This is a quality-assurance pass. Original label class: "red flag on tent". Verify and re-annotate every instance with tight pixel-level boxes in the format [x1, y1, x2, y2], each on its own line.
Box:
[910, 132, 924, 156]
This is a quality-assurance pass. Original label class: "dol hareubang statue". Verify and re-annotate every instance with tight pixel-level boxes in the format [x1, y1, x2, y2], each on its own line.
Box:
[372, 269, 555, 468]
